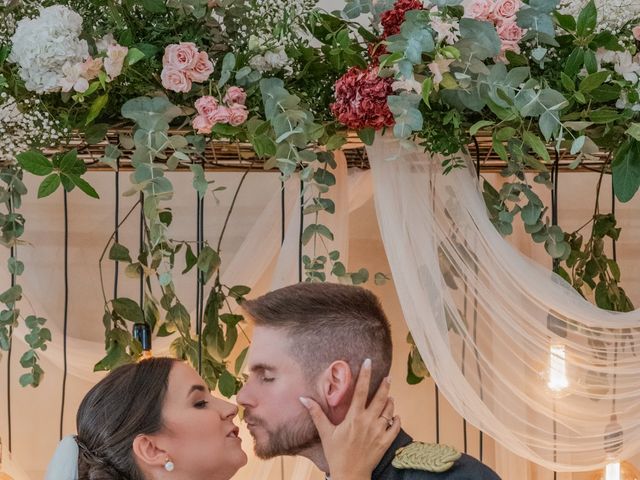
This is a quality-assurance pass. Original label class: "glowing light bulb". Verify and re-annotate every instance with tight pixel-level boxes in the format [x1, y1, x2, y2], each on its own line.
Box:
[547, 344, 569, 392]
[605, 462, 621, 480]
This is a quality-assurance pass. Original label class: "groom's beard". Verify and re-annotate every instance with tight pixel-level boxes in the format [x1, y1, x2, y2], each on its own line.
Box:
[244, 408, 320, 459]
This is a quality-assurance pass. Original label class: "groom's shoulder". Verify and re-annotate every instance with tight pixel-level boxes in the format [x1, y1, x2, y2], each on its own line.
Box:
[373, 431, 501, 480]
[383, 451, 501, 480]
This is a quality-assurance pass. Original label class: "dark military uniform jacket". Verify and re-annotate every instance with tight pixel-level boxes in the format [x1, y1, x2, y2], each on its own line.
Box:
[370, 429, 502, 480]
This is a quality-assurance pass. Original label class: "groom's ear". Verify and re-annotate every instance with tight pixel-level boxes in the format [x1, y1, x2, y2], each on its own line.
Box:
[321, 360, 354, 409]
[132, 434, 167, 469]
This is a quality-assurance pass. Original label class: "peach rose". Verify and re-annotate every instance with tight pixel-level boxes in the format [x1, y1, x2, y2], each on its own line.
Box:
[163, 42, 199, 71]
[195, 96, 219, 119]
[188, 51, 214, 83]
[496, 39, 521, 63]
[80, 57, 103, 80]
[223, 86, 247, 106]
[210, 106, 232, 124]
[463, 0, 494, 19]
[633, 25, 640, 41]
[497, 19, 525, 42]
[193, 115, 214, 134]
[228, 105, 248, 126]
[104, 45, 128, 81]
[492, 0, 521, 21]
[161, 67, 192, 93]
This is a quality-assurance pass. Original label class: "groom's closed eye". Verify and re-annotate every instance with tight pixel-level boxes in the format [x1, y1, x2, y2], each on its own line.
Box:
[249, 363, 276, 382]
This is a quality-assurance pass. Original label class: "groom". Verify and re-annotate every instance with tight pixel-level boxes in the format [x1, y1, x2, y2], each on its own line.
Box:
[237, 282, 501, 479]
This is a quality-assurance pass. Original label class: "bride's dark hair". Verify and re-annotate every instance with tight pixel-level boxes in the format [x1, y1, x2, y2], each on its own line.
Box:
[76, 357, 178, 480]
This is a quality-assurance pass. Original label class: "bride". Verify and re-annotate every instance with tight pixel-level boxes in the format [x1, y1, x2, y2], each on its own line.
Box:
[46, 356, 399, 480]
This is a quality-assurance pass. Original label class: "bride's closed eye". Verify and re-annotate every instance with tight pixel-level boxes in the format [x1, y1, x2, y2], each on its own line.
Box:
[194, 400, 209, 408]
[261, 376, 274, 383]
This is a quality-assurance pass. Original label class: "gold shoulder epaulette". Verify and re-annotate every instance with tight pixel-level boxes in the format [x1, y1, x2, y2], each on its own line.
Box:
[392, 442, 462, 473]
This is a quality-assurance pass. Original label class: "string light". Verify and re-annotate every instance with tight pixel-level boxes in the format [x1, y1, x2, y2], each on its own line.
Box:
[606, 462, 621, 480]
[591, 460, 640, 480]
[547, 343, 569, 392]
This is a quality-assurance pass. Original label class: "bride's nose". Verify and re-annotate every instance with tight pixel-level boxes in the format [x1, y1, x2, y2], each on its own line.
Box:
[219, 399, 239, 419]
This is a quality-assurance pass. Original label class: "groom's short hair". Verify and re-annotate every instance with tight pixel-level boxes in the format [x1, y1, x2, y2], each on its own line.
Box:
[242, 282, 392, 399]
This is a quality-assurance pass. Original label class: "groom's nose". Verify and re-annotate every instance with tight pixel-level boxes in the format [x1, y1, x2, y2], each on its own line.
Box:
[236, 381, 254, 408]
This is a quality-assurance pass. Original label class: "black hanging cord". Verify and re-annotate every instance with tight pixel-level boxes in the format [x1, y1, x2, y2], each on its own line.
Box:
[435, 384, 440, 443]
[552, 150, 560, 272]
[6, 195, 15, 453]
[114, 161, 120, 298]
[473, 136, 481, 181]
[7, 242, 15, 453]
[551, 150, 560, 480]
[462, 288, 468, 453]
[195, 178, 205, 375]
[611, 184, 617, 262]
[59, 190, 70, 440]
[298, 179, 304, 283]
[281, 181, 285, 246]
[462, 136, 482, 455]
[472, 135, 484, 459]
[139, 192, 144, 309]
[279, 178, 287, 480]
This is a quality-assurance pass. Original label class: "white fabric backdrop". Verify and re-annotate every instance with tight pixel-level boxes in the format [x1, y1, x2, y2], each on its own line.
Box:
[367, 135, 640, 473]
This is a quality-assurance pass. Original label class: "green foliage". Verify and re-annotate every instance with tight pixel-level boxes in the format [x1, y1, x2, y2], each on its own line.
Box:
[17, 150, 99, 199]
[0, 166, 49, 387]
[559, 214, 633, 312]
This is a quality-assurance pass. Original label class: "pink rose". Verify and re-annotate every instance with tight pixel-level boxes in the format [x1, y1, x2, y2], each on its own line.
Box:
[80, 57, 103, 80]
[496, 39, 521, 63]
[228, 105, 248, 126]
[497, 20, 525, 42]
[223, 86, 247, 106]
[463, 0, 494, 20]
[195, 96, 219, 119]
[104, 45, 128, 81]
[633, 25, 640, 41]
[161, 66, 192, 93]
[492, 0, 520, 21]
[188, 51, 214, 83]
[210, 106, 232, 124]
[163, 42, 199, 71]
[193, 115, 214, 134]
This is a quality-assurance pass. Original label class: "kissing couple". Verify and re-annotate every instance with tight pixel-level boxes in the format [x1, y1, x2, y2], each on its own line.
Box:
[46, 283, 501, 479]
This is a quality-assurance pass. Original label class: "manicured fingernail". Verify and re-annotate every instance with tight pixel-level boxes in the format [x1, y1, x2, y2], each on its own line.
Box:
[363, 358, 371, 369]
[299, 396, 311, 408]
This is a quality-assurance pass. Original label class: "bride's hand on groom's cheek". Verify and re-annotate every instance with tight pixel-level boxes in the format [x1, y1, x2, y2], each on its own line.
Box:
[299, 359, 400, 480]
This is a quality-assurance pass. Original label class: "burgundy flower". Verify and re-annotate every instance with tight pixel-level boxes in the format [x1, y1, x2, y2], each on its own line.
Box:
[330, 65, 394, 131]
[380, 0, 424, 38]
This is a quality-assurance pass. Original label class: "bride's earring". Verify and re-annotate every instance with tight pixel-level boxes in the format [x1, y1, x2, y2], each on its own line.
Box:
[164, 457, 175, 472]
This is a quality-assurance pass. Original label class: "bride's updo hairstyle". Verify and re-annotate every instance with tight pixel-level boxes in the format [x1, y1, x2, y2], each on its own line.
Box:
[75, 357, 178, 480]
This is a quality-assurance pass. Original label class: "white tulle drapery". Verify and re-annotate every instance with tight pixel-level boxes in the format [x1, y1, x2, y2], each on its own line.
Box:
[367, 135, 640, 472]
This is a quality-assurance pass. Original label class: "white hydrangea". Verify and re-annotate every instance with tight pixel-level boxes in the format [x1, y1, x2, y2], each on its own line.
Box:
[0, 94, 64, 162]
[249, 46, 292, 73]
[8, 5, 89, 93]
[560, 0, 640, 32]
